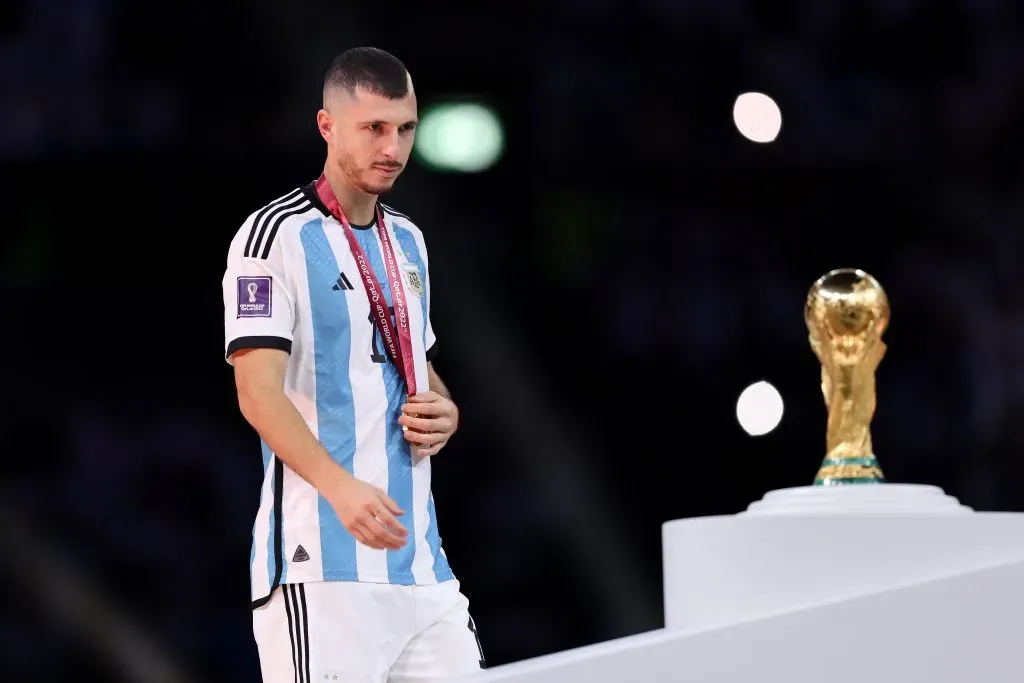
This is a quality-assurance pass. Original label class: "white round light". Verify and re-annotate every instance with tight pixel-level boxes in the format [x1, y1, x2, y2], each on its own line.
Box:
[736, 380, 784, 436]
[732, 92, 782, 143]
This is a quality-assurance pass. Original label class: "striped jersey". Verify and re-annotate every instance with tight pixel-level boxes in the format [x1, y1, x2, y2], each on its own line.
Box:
[221, 181, 454, 606]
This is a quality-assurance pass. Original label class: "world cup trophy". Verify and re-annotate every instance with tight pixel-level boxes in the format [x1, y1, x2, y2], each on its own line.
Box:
[805, 268, 889, 486]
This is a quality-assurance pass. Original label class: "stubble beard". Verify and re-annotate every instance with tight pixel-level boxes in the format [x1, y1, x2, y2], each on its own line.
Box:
[340, 152, 397, 197]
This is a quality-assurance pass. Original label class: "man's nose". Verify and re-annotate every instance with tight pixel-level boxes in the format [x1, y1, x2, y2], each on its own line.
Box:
[379, 130, 400, 159]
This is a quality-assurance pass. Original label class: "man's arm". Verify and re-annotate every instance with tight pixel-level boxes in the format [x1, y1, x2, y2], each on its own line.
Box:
[232, 347, 408, 549]
[427, 361, 458, 433]
[427, 362, 453, 401]
[233, 348, 349, 495]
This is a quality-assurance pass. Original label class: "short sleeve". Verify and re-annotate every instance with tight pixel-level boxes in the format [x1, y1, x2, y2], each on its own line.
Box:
[420, 236, 438, 362]
[222, 221, 296, 364]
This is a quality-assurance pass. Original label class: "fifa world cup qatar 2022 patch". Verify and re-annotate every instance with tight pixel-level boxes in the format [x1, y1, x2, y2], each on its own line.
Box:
[237, 276, 272, 318]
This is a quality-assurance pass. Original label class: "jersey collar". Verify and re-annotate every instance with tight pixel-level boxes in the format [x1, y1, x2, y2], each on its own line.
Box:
[302, 181, 380, 230]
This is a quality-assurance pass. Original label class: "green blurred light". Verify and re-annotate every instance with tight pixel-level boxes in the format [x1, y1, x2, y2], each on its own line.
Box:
[415, 102, 504, 173]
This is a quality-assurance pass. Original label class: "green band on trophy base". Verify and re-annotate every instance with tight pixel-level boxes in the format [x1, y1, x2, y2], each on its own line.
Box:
[814, 456, 886, 486]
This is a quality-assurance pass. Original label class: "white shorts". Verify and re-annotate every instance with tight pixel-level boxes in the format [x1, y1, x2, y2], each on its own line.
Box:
[252, 579, 486, 683]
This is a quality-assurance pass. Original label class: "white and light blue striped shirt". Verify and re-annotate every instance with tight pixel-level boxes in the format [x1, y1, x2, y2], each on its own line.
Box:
[222, 182, 453, 606]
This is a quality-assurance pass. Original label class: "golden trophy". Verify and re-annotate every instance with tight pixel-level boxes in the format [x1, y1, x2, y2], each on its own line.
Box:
[805, 268, 889, 486]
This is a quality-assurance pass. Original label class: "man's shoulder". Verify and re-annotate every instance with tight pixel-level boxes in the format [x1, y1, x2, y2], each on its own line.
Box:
[231, 184, 325, 258]
[380, 202, 423, 235]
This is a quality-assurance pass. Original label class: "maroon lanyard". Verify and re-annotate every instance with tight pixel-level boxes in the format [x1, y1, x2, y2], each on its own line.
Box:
[314, 174, 418, 395]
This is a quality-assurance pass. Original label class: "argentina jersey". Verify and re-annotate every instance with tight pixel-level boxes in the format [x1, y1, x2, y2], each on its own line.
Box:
[222, 182, 453, 607]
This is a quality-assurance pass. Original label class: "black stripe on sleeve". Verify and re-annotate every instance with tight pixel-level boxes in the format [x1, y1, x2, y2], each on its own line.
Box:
[245, 189, 301, 258]
[426, 342, 439, 362]
[227, 336, 292, 359]
[260, 201, 312, 260]
[250, 196, 309, 258]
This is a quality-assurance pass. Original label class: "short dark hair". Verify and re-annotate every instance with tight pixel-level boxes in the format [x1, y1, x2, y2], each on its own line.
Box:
[323, 47, 409, 102]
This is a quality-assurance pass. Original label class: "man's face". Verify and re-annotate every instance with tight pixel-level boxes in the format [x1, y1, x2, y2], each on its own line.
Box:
[320, 82, 418, 196]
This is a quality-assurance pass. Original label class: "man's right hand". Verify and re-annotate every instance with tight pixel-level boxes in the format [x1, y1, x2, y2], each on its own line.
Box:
[329, 477, 409, 550]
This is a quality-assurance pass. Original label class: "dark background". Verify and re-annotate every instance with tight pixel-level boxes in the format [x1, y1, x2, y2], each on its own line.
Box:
[4, 0, 1024, 681]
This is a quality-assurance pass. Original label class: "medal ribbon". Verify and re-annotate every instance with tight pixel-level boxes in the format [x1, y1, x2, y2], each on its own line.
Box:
[314, 174, 417, 395]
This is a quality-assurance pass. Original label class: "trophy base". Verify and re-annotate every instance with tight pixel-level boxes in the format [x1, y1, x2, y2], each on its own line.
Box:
[813, 455, 885, 485]
[741, 483, 973, 516]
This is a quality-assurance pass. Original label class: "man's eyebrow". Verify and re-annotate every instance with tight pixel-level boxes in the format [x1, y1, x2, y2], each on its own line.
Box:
[357, 119, 419, 126]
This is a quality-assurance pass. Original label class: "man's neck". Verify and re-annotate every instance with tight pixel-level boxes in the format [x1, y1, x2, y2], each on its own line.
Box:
[323, 165, 377, 225]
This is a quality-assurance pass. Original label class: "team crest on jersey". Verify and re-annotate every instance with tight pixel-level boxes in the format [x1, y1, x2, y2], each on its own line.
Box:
[237, 276, 272, 317]
[402, 264, 424, 297]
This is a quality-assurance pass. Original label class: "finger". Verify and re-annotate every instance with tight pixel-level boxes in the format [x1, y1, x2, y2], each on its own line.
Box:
[371, 506, 409, 538]
[406, 391, 441, 404]
[398, 414, 443, 432]
[351, 525, 384, 550]
[376, 491, 406, 518]
[364, 518, 406, 550]
[401, 401, 446, 417]
[354, 517, 399, 550]
[414, 440, 446, 457]
[403, 428, 447, 446]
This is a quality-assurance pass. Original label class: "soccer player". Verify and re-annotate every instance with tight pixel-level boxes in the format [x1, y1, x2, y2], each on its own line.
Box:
[221, 47, 485, 682]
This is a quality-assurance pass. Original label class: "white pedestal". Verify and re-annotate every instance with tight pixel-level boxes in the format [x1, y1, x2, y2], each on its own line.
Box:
[662, 484, 1022, 633]
[456, 484, 1024, 683]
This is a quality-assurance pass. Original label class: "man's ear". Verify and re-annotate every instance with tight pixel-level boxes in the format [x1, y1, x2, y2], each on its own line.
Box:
[317, 109, 333, 143]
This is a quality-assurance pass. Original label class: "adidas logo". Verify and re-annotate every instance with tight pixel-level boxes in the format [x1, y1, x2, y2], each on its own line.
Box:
[332, 272, 354, 291]
[292, 545, 310, 562]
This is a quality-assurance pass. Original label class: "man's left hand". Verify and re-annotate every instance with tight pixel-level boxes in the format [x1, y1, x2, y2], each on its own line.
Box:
[399, 391, 459, 457]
